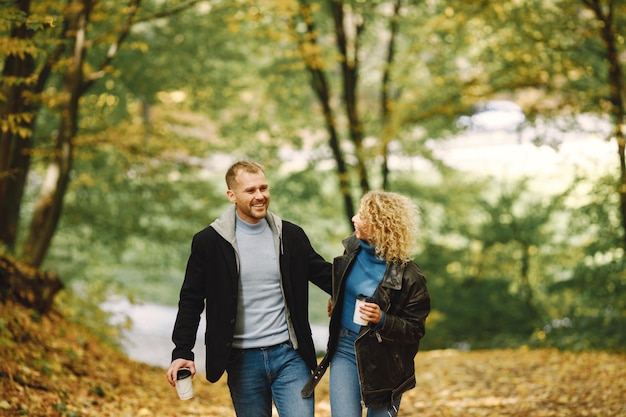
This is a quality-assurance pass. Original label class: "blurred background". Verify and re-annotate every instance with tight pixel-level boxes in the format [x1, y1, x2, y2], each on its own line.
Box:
[1, 0, 625, 367]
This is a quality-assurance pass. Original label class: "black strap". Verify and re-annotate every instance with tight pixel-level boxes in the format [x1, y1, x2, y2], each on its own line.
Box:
[301, 354, 330, 398]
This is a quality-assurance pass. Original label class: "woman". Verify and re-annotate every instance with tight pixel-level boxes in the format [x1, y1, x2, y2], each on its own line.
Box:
[302, 190, 431, 417]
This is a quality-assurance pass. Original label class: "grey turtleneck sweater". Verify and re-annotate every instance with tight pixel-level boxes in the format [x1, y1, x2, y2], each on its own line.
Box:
[232, 213, 289, 348]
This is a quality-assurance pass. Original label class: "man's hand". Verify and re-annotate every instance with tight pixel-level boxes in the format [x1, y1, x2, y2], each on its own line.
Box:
[166, 358, 196, 387]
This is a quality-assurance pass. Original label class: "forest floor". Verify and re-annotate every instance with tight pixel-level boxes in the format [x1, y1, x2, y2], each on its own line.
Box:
[1, 300, 625, 417]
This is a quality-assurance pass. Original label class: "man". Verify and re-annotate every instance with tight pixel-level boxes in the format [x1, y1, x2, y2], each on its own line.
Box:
[166, 160, 332, 417]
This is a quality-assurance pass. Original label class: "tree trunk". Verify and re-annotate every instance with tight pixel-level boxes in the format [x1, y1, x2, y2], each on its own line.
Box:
[586, 0, 626, 250]
[380, 0, 402, 191]
[0, 254, 63, 314]
[296, 0, 355, 225]
[0, 0, 36, 253]
[617, 123, 626, 251]
[21, 0, 91, 267]
[330, 0, 370, 195]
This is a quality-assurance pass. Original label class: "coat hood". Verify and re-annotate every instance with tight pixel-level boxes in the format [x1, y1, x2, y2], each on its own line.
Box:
[210, 205, 283, 244]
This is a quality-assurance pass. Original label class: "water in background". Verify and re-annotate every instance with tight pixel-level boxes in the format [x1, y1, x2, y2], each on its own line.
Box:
[102, 298, 329, 372]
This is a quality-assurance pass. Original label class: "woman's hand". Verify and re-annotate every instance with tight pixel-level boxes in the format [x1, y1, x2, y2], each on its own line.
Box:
[360, 301, 382, 324]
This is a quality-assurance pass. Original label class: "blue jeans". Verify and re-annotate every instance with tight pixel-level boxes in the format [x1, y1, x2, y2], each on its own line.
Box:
[226, 341, 314, 417]
[330, 327, 402, 417]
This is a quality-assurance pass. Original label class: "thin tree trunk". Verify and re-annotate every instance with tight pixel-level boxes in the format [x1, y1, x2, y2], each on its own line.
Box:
[296, 0, 355, 224]
[380, 0, 402, 190]
[21, 0, 92, 267]
[0, 0, 36, 253]
[585, 0, 626, 250]
[330, 0, 370, 195]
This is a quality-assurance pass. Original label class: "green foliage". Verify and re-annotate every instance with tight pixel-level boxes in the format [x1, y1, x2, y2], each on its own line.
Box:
[421, 276, 540, 351]
[270, 168, 349, 323]
[40, 129, 625, 354]
[4, 0, 626, 355]
[42, 120, 228, 304]
[530, 174, 626, 351]
[270, 167, 350, 258]
[54, 281, 125, 349]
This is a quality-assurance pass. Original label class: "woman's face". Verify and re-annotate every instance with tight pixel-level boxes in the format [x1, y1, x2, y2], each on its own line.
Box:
[352, 209, 371, 241]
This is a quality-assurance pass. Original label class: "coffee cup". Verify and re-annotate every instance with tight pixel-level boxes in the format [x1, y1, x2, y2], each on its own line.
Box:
[176, 368, 193, 400]
[353, 294, 370, 326]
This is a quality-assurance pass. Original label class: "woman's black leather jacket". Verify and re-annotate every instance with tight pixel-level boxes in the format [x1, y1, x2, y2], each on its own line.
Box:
[302, 234, 431, 409]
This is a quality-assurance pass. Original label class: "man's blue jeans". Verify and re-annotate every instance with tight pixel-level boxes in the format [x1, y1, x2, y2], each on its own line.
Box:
[226, 341, 314, 417]
[330, 327, 402, 417]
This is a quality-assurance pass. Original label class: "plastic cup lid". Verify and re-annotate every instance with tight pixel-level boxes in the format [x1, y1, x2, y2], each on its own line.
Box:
[177, 368, 192, 380]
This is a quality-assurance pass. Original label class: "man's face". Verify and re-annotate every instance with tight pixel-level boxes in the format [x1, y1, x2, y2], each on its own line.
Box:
[227, 170, 270, 224]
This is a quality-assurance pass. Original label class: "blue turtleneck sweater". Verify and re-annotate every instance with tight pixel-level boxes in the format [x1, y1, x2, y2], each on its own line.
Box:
[341, 240, 387, 332]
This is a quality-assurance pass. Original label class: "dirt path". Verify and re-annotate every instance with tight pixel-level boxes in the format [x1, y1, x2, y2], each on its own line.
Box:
[171, 348, 626, 417]
[1, 300, 625, 417]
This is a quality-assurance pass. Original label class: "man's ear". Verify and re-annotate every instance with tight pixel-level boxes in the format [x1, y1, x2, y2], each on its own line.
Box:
[226, 189, 237, 204]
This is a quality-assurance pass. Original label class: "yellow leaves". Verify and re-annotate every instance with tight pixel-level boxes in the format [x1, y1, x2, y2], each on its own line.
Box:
[402, 349, 626, 417]
[300, 41, 325, 70]
[6, 112, 34, 125]
[127, 41, 149, 53]
[137, 408, 153, 416]
[0, 112, 35, 138]
[0, 37, 41, 60]
[2, 299, 626, 417]
[228, 20, 240, 34]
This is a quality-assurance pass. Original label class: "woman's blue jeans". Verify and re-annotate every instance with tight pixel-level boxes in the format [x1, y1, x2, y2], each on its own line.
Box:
[226, 341, 314, 417]
[330, 327, 402, 417]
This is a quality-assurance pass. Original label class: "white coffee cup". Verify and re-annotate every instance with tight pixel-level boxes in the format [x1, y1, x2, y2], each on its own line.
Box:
[176, 368, 194, 400]
[353, 294, 370, 326]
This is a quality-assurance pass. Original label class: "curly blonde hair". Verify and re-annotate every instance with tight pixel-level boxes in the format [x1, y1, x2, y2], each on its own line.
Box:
[358, 190, 419, 263]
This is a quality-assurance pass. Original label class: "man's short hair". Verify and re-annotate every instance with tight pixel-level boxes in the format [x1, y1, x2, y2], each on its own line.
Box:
[225, 161, 265, 189]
